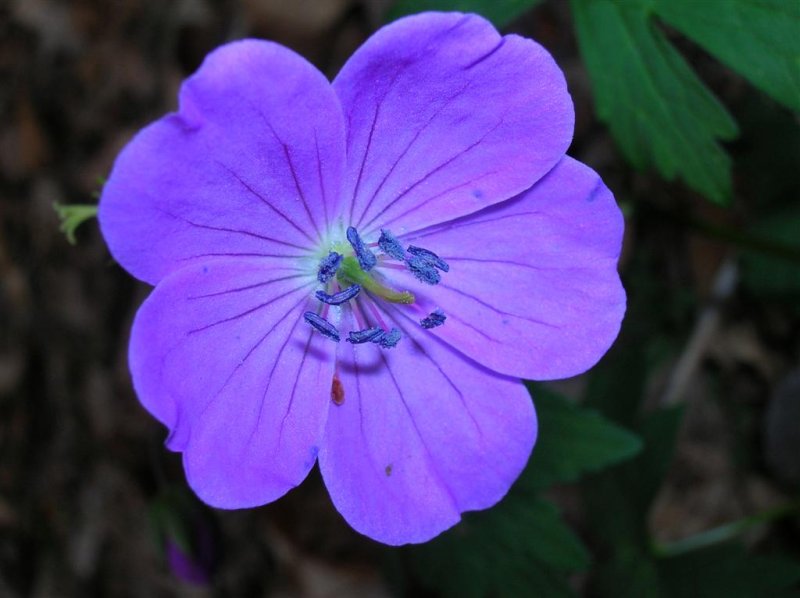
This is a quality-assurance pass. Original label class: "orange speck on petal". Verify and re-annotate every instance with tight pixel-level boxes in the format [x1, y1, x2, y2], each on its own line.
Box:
[331, 374, 345, 406]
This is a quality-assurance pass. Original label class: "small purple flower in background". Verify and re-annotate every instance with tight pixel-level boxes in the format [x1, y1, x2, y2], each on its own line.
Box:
[165, 537, 212, 586]
[150, 490, 217, 585]
[99, 12, 625, 545]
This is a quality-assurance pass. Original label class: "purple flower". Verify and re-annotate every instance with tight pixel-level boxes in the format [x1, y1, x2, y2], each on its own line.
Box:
[165, 538, 212, 586]
[99, 12, 625, 545]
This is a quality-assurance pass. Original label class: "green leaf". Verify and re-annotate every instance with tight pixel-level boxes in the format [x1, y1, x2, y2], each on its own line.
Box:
[628, 405, 685, 517]
[592, 405, 684, 537]
[657, 543, 800, 598]
[654, 0, 800, 112]
[401, 496, 587, 597]
[386, 0, 542, 28]
[506, 498, 591, 572]
[571, 0, 738, 203]
[526, 385, 643, 490]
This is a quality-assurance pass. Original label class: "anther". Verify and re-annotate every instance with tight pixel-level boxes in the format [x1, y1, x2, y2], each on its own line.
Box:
[407, 256, 441, 285]
[407, 245, 449, 272]
[375, 328, 402, 349]
[346, 327, 384, 344]
[303, 312, 340, 342]
[346, 227, 377, 271]
[420, 309, 446, 329]
[378, 229, 406, 261]
[346, 326, 401, 348]
[315, 284, 361, 305]
[317, 252, 343, 283]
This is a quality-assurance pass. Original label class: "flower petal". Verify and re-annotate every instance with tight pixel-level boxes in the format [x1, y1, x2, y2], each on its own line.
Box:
[396, 157, 626, 380]
[100, 40, 346, 285]
[130, 260, 333, 507]
[333, 12, 574, 237]
[318, 321, 536, 545]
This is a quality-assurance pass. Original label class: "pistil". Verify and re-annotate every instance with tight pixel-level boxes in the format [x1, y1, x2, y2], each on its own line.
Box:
[336, 256, 415, 305]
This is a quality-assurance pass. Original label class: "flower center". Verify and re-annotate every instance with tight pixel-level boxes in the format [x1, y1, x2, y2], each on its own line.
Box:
[302, 226, 448, 348]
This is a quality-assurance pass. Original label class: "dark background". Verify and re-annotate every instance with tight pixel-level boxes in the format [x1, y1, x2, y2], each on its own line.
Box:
[2, 0, 799, 596]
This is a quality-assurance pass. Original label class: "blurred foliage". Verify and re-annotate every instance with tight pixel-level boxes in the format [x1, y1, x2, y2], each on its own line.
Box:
[580, 255, 800, 597]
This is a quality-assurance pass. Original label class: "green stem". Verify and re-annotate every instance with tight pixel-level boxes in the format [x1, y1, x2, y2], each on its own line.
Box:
[653, 501, 800, 558]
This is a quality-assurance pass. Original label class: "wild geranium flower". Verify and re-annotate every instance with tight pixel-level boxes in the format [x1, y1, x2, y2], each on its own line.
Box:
[99, 12, 625, 545]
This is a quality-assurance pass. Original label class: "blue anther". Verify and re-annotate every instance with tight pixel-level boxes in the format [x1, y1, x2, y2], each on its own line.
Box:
[315, 284, 361, 305]
[378, 229, 406, 261]
[375, 327, 402, 349]
[346, 326, 402, 348]
[346, 226, 377, 271]
[303, 312, 340, 342]
[420, 309, 446, 329]
[407, 245, 449, 272]
[317, 252, 343, 283]
[346, 327, 384, 344]
[407, 256, 441, 285]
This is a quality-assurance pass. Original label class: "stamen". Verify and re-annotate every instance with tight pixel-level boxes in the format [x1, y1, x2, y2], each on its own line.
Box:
[407, 245, 450, 272]
[378, 229, 406, 261]
[315, 284, 361, 305]
[420, 309, 446, 329]
[317, 252, 343, 283]
[303, 311, 340, 342]
[375, 328, 401, 349]
[407, 256, 441, 285]
[347, 327, 384, 344]
[346, 226, 377, 271]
